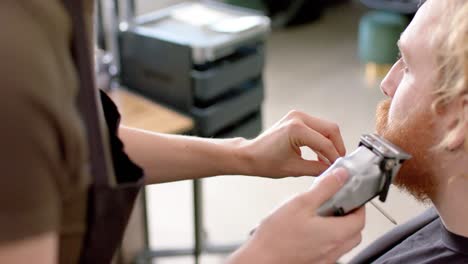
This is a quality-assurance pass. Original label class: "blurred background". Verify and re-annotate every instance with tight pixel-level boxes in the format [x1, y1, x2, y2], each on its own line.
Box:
[96, 0, 428, 263]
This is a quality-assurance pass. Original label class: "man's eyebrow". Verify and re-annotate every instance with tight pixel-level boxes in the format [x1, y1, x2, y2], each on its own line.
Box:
[397, 40, 403, 53]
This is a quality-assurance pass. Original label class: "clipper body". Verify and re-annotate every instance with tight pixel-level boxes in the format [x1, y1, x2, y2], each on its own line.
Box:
[316, 134, 411, 216]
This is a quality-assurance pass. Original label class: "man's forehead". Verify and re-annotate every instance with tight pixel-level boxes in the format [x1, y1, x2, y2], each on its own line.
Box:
[399, 0, 441, 48]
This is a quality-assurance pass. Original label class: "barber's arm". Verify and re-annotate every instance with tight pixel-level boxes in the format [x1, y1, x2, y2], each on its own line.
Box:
[0, 233, 58, 264]
[120, 110, 346, 184]
[227, 169, 365, 264]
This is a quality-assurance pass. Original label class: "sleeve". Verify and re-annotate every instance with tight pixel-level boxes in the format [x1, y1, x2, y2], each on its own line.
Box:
[0, 91, 62, 243]
[0, 2, 65, 243]
[100, 91, 144, 184]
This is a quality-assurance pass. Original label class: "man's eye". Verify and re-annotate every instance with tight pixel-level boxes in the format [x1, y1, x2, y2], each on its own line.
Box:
[402, 60, 409, 73]
[401, 61, 409, 73]
[398, 58, 409, 73]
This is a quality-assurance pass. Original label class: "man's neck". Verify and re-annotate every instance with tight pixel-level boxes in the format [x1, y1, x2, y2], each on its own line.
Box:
[432, 173, 468, 237]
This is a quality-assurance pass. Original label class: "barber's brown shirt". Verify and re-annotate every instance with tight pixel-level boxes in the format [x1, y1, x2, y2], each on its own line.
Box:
[0, 1, 95, 262]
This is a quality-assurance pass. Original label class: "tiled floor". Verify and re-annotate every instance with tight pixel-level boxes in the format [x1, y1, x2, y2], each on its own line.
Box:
[141, 1, 428, 263]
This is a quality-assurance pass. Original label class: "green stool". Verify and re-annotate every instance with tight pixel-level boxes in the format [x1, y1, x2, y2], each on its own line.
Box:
[358, 11, 409, 82]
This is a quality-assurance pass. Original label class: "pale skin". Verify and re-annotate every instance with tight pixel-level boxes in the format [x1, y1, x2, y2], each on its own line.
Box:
[380, 0, 468, 237]
[120, 110, 347, 184]
[0, 110, 366, 264]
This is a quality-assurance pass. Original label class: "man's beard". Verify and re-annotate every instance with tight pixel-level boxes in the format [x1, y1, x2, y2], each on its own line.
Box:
[376, 99, 438, 203]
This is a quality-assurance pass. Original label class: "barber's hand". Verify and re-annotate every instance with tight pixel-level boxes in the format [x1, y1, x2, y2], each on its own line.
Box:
[227, 168, 365, 264]
[241, 110, 346, 178]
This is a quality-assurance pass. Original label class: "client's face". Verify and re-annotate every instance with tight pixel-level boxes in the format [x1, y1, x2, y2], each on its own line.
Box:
[375, 0, 443, 202]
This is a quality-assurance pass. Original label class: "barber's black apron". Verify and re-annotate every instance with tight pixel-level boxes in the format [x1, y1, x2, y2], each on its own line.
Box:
[62, 1, 145, 263]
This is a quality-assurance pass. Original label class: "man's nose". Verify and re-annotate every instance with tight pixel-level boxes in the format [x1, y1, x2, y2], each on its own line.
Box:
[380, 79, 391, 97]
[379, 63, 400, 97]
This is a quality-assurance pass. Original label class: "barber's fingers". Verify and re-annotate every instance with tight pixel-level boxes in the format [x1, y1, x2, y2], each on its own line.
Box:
[285, 111, 346, 157]
[288, 159, 329, 177]
[300, 168, 349, 209]
[316, 208, 365, 263]
[316, 152, 332, 166]
[290, 124, 341, 163]
[302, 117, 346, 157]
[324, 206, 366, 240]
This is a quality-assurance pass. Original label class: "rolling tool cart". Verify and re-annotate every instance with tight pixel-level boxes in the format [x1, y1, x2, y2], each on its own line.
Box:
[119, 2, 270, 138]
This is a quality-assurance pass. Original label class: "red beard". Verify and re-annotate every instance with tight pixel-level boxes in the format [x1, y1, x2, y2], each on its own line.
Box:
[376, 99, 438, 203]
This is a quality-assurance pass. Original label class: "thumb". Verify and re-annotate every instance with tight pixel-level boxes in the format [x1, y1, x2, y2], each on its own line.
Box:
[302, 167, 349, 209]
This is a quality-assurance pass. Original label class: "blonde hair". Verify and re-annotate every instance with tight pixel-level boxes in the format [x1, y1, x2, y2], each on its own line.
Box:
[432, 0, 468, 149]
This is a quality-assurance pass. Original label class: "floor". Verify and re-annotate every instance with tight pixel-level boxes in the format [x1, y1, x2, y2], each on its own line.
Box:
[137, 1, 429, 263]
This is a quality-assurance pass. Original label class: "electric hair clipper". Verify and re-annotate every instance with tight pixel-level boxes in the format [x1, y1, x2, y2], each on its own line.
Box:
[316, 133, 411, 217]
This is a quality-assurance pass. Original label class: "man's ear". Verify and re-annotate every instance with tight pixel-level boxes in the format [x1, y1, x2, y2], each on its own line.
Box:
[446, 94, 468, 151]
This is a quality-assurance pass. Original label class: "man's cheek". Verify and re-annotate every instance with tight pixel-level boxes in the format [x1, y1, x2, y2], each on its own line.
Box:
[388, 98, 410, 126]
[388, 81, 418, 124]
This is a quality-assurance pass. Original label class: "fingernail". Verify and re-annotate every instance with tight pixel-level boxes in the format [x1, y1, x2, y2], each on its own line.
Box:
[333, 168, 348, 185]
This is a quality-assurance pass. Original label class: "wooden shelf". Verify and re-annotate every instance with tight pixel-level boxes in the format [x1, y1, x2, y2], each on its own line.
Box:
[107, 88, 194, 134]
